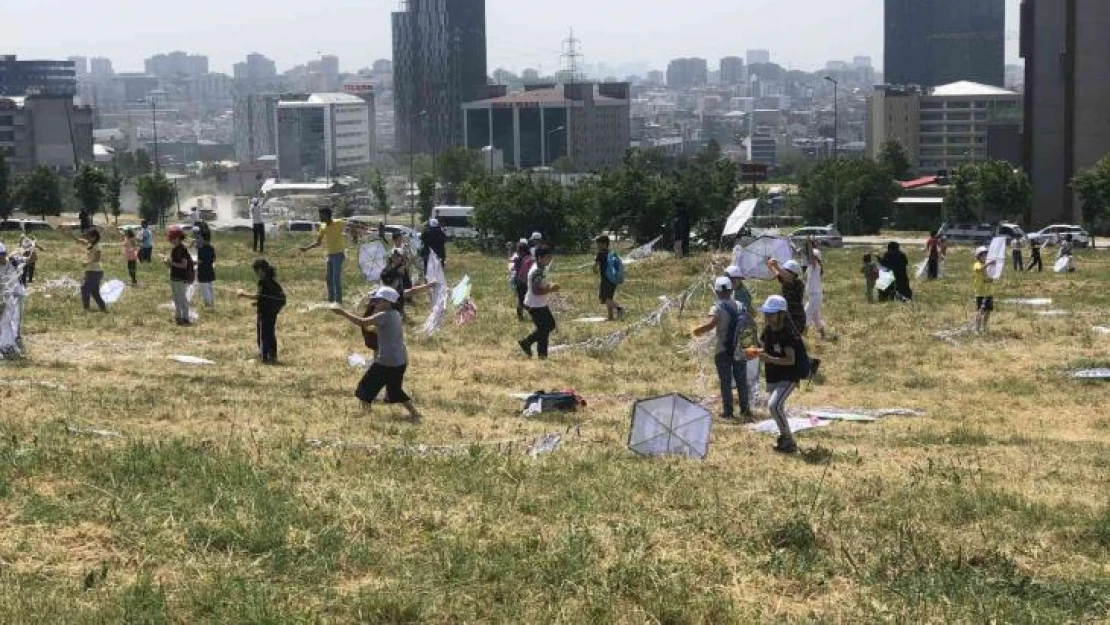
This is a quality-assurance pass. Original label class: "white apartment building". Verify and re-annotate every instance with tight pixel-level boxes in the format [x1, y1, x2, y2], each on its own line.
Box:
[276, 92, 372, 181]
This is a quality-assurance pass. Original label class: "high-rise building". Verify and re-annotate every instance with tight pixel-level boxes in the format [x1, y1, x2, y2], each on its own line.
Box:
[342, 79, 378, 159]
[234, 93, 308, 162]
[0, 94, 94, 173]
[0, 55, 77, 97]
[90, 57, 114, 76]
[746, 50, 771, 66]
[666, 58, 708, 90]
[393, 0, 488, 154]
[1021, 0, 1110, 225]
[276, 93, 374, 181]
[68, 56, 89, 77]
[719, 57, 745, 86]
[145, 51, 209, 79]
[884, 0, 1004, 88]
[234, 53, 279, 95]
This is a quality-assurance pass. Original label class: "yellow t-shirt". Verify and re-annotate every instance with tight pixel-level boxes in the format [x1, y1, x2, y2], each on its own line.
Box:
[973, 261, 993, 297]
[320, 220, 347, 254]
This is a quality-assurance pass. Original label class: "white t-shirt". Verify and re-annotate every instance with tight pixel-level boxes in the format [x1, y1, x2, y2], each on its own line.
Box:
[523, 263, 549, 309]
[250, 201, 263, 224]
[806, 262, 823, 297]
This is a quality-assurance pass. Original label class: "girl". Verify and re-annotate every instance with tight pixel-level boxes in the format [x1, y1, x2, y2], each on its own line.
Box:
[861, 253, 879, 303]
[510, 241, 532, 321]
[757, 295, 807, 454]
[331, 286, 422, 423]
[19, 235, 41, 285]
[196, 223, 216, 309]
[122, 229, 139, 286]
[767, 258, 806, 335]
[165, 227, 194, 325]
[237, 259, 286, 364]
[76, 229, 108, 313]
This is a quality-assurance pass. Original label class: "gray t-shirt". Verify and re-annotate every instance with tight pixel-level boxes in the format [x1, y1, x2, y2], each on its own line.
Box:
[709, 299, 741, 355]
[374, 309, 408, 367]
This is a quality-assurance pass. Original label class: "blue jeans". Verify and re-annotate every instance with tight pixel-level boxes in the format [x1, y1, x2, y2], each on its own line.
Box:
[715, 352, 751, 417]
[326, 252, 345, 303]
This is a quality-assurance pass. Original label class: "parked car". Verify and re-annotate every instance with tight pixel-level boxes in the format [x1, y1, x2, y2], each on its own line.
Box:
[789, 225, 844, 248]
[1028, 224, 1091, 248]
[937, 221, 1027, 246]
[284, 220, 321, 233]
[0, 219, 55, 232]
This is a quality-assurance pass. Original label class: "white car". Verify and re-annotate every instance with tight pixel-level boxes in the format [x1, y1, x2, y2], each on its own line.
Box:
[1028, 225, 1090, 247]
[789, 226, 844, 248]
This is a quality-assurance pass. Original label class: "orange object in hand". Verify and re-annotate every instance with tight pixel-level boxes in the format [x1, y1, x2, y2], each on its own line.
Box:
[745, 347, 762, 359]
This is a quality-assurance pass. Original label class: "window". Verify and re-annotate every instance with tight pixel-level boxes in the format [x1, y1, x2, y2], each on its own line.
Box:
[947, 112, 971, 121]
[946, 101, 971, 109]
[0, 130, 13, 142]
[921, 112, 943, 121]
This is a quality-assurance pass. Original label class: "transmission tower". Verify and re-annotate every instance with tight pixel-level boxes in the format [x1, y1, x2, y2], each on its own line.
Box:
[560, 29, 584, 82]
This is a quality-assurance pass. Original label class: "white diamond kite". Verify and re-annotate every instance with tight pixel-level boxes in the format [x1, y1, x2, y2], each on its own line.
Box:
[359, 242, 388, 282]
[731, 236, 795, 280]
[628, 394, 712, 460]
[987, 236, 1007, 280]
[722, 198, 759, 237]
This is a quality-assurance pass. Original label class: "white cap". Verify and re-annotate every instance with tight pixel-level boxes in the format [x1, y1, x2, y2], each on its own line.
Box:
[429, 218, 440, 228]
[713, 276, 733, 292]
[725, 265, 744, 279]
[811, 248, 822, 258]
[519, 238, 528, 245]
[782, 259, 802, 275]
[371, 286, 400, 304]
[530, 232, 543, 241]
[759, 294, 789, 314]
[0, 243, 6, 255]
[975, 246, 989, 256]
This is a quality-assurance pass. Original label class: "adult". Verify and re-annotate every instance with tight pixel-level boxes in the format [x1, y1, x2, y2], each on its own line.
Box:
[925, 231, 941, 280]
[673, 208, 691, 258]
[880, 241, 913, 301]
[300, 208, 348, 303]
[528, 232, 543, 257]
[1011, 236, 1024, 272]
[137, 220, 155, 263]
[250, 197, 266, 253]
[75, 229, 108, 313]
[1026, 238, 1044, 272]
[419, 219, 448, 273]
[78, 207, 93, 233]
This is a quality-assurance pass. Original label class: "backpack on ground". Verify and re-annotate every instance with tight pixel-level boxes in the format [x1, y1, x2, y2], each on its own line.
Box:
[605, 251, 625, 285]
[523, 390, 587, 413]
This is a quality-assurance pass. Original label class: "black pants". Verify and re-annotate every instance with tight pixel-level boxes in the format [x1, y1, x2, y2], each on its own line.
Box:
[356, 363, 410, 404]
[22, 263, 35, 285]
[252, 223, 266, 253]
[138, 247, 153, 263]
[515, 282, 528, 319]
[1027, 252, 1042, 272]
[256, 313, 278, 363]
[127, 260, 137, 285]
[926, 256, 938, 280]
[81, 270, 107, 312]
[1012, 250, 1023, 272]
[523, 306, 557, 358]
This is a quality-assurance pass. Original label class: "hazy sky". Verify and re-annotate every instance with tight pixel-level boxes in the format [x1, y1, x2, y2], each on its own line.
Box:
[5, 0, 1021, 75]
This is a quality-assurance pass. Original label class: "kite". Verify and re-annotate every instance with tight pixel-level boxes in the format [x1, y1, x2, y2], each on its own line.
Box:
[731, 236, 794, 280]
[100, 279, 126, 306]
[574, 316, 608, 324]
[747, 417, 832, 435]
[1054, 256, 1072, 273]
[628, 394, 712, 460]
[1002, 298, 1052, 306]
[803, 410, 878, 423]
[450, 275, 471, 307]
[914, 259, 928, 279]
[722, 199, 759, 237]
[168, 355, 215, 365]
[348, 353, 369, 368]
[1072, 369, 1110, 380]
[987, 236, 1007, 280]
[626, 236, 663, 264]
[0, 278, 26, 359]
[422, 250, 451, 337]
[359, 242, 388, 282]
[875, 269, 896, 292]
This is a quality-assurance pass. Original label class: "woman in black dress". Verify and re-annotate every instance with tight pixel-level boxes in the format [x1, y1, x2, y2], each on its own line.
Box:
[880, 241, 913, 301]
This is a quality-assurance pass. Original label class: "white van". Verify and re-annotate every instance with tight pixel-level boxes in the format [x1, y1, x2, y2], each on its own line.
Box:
[430, 205, 477, 239]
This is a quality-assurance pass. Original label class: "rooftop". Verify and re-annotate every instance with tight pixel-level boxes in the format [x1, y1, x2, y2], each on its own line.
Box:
[307, 92, 366, 105]
[930, 81, 1017, 97]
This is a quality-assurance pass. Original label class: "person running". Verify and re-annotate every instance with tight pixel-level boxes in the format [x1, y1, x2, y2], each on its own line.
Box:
[331, 286, 423, 423]
[693, 276, 753, 420]
[1011, 236, 1024, 272]
[1027, 238, 1044, 272]
[419, 219, 448, 273]
[137, 220, 154, 263]
[861, 253, 879, 303]
[195, 223, 216, 309]
[973, 246, 997, 334]
[767, 258, 807, 335]
[300, 208, 348, 303]
[122, 229, 139, 286]
[757, 294, 807, 454]
[74, 229, 108, 313]
[925, 231, 941, 280]
[250, 197, 266, 253]
[805, 248, 827, 339]
[166, 227, 194, 325]
[509, 240, 532, 321]
[594, 235, 625, 321]
[237, 259, 286, 364]
[519, 245, 559, 360]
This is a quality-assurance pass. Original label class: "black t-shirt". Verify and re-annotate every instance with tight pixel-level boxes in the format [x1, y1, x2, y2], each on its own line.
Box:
[761, 326, 804, 384]
[595, 250, 611, 284]
[169, 245, 192, 281]
[196, 244, 215, 282]
[257, 277, 286, 317]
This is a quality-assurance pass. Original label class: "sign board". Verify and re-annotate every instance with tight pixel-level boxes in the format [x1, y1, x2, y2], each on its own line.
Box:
[343, 82, 374, 95]
[740, 163, 769, 183]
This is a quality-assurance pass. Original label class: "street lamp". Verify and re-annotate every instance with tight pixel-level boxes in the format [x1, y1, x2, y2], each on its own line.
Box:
[542, 125, 566, 169]
[824, 75, 839, 228]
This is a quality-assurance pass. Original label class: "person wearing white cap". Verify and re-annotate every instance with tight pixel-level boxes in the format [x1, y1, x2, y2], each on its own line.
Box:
[805, 247, 827, 340]
[331, 285, 422, 423]
[693, 276, 753, 419]
[766, 257, 807, 335]
[419, 218, 447, 274]
[724, 264, 753, 314]
[973, 246, 997, 334]
[528, 232, 542, 257]
[757, 294, 809, 454]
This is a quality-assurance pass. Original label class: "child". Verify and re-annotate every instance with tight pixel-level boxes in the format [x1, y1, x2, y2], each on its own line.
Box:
[237, 259, 286, 364]
[19, 236, 41, 285]
[1058, 234, 1076, 272]
[519, 245, 559, 360]
[165, 227, 194, 325]
[1011, 236, 1024, 272]
[75, 229, 108, 313]
[805, 248, 827, 340]
[973, 246, 996, 334]
[725, 265, 753, 314]
[861, 253, 879, 303]
[757, 294, 807, 454]
[122, 229, 139, 286]
[1026, 238, 1043, 272]
[594, 235, 625, 321]
[138, 220, 154, 263]
[196, 224, 216, 309]
[692, 276, 752, 420]
[767, 258, 807, 336]
[509, 240, 532, 321]
[331, 286, 422, 423]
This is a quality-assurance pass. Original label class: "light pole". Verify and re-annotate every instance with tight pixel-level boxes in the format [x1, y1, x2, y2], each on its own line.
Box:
[824, 75, 839, 228]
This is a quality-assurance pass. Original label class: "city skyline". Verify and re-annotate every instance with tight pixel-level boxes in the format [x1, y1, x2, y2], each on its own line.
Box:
[5, 0, 1022, 78]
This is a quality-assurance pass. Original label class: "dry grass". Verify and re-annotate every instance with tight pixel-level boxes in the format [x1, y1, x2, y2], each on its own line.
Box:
[1, 229, 1109, 622]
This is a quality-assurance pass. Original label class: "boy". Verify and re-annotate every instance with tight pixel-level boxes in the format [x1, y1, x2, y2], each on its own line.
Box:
[300, 208, 347, 303]
[861, 253, 879, 303]
[973, 246, 996, 334]
[138, 220, 154, 263]
[594, 235, 625, 321]
[692, 276, 752, 420]
[725, 265, 753, 314]
[196, 224, 216, 309]
[519, 245, 559, 360]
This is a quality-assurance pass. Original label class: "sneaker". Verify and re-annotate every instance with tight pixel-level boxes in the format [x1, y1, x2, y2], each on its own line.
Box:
[518, 340, 533, 358]
[773, 438, 798, 454]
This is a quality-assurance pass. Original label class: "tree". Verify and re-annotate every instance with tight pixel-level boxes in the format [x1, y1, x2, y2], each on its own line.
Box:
[106, 165, 123, 224]
[877, 139, 913, 181]
[467, 173, 600, 250]
[1073, 154, 1110, 231]
[943, 160, 1032, 224]
[436, 147, 484, 202]
[74, 164, 108, 223]
[370, 169, 390, 220]
[799, 158, 898, 235]
[134, 149, 153, 176]
[417, 174, 435, 222]
[0, 149, 11, 220]
[18, 166, 63, 219]
[135, 171, 176, 225]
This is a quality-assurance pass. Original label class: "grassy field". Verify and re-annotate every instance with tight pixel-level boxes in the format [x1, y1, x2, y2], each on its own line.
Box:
[2, 227, 1109, 623]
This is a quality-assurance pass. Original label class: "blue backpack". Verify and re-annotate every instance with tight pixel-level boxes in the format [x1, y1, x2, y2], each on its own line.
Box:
[605, 251, 625, 285]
